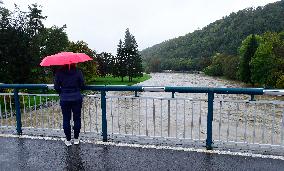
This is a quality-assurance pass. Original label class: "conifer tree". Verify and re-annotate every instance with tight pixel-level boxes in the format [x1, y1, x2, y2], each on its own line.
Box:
[116, 39, 127, 81]
[120, 28, 143, 81]
[238, 34, 259, 84]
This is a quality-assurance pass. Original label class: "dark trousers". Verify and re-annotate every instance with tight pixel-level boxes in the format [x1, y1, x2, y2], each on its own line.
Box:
[60, 100, 82, 141]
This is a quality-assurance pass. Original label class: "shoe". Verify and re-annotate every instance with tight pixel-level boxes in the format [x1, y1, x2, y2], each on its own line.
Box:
[74, 139, 80, 145]
[64, 139, 72, 147]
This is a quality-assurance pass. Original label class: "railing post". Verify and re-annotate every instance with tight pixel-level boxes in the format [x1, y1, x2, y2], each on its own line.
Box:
[101, 91, 107, 142]
[206, 91, 214, 150]
[135, 91, 138, 97]
[250, 95, 255, 101]
[14, 89, 22, 135]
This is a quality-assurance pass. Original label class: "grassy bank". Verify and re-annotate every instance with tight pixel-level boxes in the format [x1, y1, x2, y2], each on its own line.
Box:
[90, 74, 151, 86]
[0, 74, 151, 112]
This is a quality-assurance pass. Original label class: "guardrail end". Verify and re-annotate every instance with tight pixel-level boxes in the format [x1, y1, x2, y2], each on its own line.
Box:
[263, 89, 284, 96]
[142, 87, 165, 92]
[47, 84, 54, 90]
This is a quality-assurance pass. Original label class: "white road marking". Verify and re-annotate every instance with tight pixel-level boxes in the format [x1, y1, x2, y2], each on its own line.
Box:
[0, 133, 284, 160]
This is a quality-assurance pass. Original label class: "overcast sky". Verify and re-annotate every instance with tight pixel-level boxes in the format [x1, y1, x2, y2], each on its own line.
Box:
[2, 0, 280, 54]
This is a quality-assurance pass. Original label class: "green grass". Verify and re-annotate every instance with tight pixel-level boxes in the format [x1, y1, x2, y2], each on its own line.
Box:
[0, 94, 59, 114]
[90, 74, 151, 86]
[0, 74, 151, 112]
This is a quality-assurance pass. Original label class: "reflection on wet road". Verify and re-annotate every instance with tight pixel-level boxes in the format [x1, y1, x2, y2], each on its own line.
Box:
[1, 136, 284, 171]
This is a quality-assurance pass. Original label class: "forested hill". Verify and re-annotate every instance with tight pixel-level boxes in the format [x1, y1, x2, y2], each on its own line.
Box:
[140, 0, 284, 70]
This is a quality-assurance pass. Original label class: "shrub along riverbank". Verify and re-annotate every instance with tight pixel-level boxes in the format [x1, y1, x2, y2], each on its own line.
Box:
[90, 74, 151, 86]
[0, 74, 152, 113]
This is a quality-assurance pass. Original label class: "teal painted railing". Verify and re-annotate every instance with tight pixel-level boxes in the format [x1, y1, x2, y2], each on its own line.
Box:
[1, 84, 283, 149]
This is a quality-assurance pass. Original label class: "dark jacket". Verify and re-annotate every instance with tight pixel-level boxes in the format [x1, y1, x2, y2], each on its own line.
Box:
[54, 67, 85, 101]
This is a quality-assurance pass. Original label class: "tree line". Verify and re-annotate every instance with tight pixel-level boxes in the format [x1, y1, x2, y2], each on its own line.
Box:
[96, 28, 143, 82]
[140, 0, 284, 88]
[141, 1, 284, 72]
[0, 4, 143, 84]
[0, 4, 97, 83]
[204, 32, 284, 88]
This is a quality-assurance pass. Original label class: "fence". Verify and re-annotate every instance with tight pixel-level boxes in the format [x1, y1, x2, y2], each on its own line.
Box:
[0, 84, 283, 150]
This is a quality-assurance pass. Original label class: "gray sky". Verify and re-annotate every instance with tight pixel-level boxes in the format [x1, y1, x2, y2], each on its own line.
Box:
[2, 0, 280, 54]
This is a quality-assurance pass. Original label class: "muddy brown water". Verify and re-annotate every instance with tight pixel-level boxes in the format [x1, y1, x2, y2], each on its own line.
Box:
[2, 73, 283, 145]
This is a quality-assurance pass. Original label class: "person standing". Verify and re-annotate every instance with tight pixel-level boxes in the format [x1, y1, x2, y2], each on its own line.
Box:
[54, 64, 85, 146]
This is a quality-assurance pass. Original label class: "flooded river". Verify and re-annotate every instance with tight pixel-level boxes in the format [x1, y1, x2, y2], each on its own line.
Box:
[102, 73, 283, 145]
[4, 72, 282, 146]
[111, 72, 247, 100]
[137, 72, 244, 87]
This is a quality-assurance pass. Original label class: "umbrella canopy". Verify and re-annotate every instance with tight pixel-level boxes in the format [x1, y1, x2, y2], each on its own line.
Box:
[40, 52, 93, 66]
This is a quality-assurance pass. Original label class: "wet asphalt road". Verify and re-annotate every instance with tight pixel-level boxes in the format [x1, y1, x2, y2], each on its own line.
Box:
[1, 137, 284, 171]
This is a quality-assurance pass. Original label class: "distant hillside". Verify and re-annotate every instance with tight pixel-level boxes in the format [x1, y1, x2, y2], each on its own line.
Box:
[141, 0, 284, 71]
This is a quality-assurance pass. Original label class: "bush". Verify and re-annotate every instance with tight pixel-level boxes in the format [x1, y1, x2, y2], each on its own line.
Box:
[276, 75, 284, 88]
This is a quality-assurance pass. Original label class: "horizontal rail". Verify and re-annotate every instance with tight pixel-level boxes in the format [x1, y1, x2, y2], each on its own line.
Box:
[165, 87, 264, 95]
[0, 84, 283, 151]
[0, 84, 48, 89]
[0, 84, 269, 95]
[85, 85, 143, 92]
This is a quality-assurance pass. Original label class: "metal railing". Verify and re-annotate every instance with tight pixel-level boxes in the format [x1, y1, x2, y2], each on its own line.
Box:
[0, 84, 283, 150]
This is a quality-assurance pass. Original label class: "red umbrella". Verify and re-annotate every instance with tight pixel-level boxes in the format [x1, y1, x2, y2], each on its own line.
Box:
[40, 52, 93, 66]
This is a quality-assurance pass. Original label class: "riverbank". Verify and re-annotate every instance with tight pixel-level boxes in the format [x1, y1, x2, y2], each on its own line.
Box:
[1, 72, 282, 151]
[90, 74, 151, 86]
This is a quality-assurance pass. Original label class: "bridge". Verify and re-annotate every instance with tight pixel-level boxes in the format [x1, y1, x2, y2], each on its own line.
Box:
[0, 84, 284, 170]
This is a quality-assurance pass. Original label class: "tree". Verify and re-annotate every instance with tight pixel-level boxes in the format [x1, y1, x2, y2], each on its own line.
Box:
[26, 4, 47, 83]
[203, 53, 225, 76]
[0, 3, 99, 84]
[95, 52, 114, 77]
[37, 25, 70, 82]
[41, 25, 69, 57]
[26, 4, 46, 37]
[251, 39, 274, 86]
[115, 39, 127, 81]
[223, 55, 239, 80]
[238, 34, 259, 84]
[251, 32, 284, 87]
[147, 58, 162, 73]
[67, 41, 97, 83]
[128, 33, 143, 80]
[118, 28, 143, 82]
[140, 1, 284, 72]
[0, 5, 31, 83]
[107, 53, 116, 76]
[0, 7, 12, 83]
